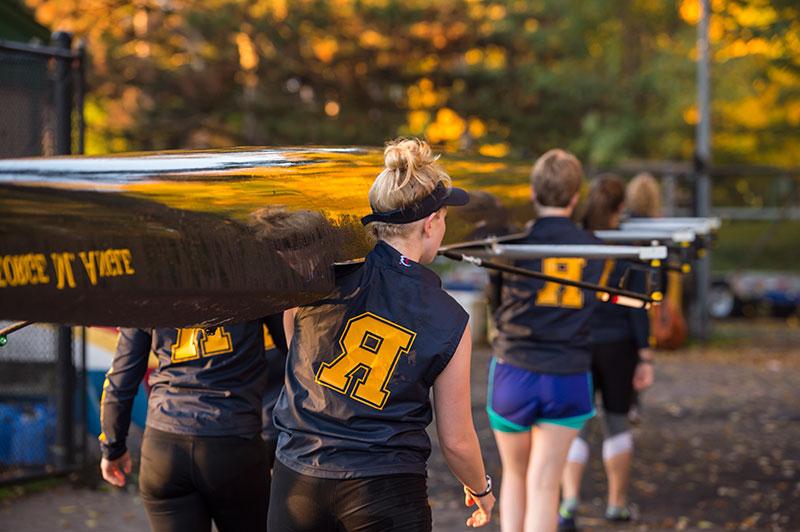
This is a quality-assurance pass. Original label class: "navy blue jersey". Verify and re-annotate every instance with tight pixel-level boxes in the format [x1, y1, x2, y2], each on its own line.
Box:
[589, 259, 650, 350]
[491, 217, 605, 374]
[261, 320, 288, 442]
[273, 240, 469, 479]
[100, 316, 284, 460]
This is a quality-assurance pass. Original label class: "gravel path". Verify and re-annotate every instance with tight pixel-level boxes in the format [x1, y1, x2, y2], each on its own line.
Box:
[1, 321, 797, 531]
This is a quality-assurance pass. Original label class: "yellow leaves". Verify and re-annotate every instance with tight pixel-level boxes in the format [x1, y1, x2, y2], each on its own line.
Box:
[405, 107, 492, 148]
[468, 118, 487, 139]
[409, 21, 430, 39]
[273, 0, 288, 21]
[406, 78, 447, 110]
[487, 4, 506, 21]
[311, 36, 339, 64]
[324, 101, 341, 117]
[485, 45, 507, 70]
[407, 110, 430, 135]
[467, 2, 485, 20]
[135, 41, 150, 58]
[479, 142, 510, 158]
[728, 3, 777, 28]
[716, 37, 781, 62]
[465, 48, 483, 65]
[465, 46, 506, 70]
[133, 10, 148, 37]
[446, 22, 468, 41]
[235, 32, 259, 70]
[167, 53, 190, 68]
[683, 105, 699, 125]
[426, 108, 466, 144]
[724, 94, 772, 129]
[709, 17, 725, 42]
[679, 0, 701, 25]
[28, 0, 62, 28]
[418, 55, 440, 73]
[360, 30, 390, 49]
[525, 18, 540, 33]
[249, 0, 288, 21]
[787, 102, 800, 127]
[409, 21, 449, 49]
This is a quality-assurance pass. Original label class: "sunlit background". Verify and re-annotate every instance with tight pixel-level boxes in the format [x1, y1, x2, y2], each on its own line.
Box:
[22, 0, 799, 166]
[0, 2, 799, 530]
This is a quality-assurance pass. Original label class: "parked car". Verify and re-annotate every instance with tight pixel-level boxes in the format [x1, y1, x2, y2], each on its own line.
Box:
[710, 272, 800, 318]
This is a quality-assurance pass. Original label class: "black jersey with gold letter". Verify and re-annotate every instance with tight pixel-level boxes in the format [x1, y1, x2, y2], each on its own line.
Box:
[273, 241, 469, 479]
[100, 316, 283, 460]
[491, 217, 605, 375]
[589, 259, 650, 349]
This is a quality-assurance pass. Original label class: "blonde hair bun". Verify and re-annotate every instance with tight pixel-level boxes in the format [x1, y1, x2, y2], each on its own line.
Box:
[367, 137, 452, 240]
[384, 138, 438, 188]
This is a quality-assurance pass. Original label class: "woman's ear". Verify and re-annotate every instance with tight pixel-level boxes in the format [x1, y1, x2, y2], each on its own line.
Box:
[422, 212, 437, 237]
[568, 191, 580, 209]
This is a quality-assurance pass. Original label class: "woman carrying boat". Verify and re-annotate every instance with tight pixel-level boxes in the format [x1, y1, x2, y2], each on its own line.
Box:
[268, 138, 495, 531]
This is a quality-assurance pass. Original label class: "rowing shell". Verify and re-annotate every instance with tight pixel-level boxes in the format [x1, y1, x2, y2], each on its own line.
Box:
[0, 147, 533, 327]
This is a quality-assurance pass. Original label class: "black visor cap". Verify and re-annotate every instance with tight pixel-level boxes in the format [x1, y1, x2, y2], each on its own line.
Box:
[361, 182, 470, 225]
[442, 186, 470, 207]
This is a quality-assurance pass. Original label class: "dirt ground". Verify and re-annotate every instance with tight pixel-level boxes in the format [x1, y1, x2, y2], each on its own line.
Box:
[0, 319, 798, 531]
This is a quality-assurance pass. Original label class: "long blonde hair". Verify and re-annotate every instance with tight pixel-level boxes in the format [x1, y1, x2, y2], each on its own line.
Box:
[626, 173, 661, 217]
[367, 138, 451, 239]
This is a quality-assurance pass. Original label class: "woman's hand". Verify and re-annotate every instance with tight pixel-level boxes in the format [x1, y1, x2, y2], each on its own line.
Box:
[100, 451, 131, 487]
[464, 489, 495, 527]
[633, 348, 655, 391]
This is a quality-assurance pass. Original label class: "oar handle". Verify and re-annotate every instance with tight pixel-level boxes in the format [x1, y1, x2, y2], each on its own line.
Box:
[0, 320, 34, 346]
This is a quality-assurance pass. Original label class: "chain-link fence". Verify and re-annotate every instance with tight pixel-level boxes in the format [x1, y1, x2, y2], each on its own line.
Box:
[0, 33, 87, 484]
[0, 323, 88, 483]
[0, 33, 84, 157]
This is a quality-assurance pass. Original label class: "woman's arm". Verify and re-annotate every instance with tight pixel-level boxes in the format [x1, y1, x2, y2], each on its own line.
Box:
[99, 328, 151, 487]
[433, 324, 494, 527]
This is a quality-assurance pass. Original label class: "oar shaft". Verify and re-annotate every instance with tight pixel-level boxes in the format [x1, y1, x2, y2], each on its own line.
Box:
[0, 320, 33, 337]
[440, 251, 655, 306]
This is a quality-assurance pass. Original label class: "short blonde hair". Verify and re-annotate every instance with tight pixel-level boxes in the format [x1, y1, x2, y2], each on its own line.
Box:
[626, 172, 661, 217]
[530, 149, 583, 207]
[367, 138, 451, 239]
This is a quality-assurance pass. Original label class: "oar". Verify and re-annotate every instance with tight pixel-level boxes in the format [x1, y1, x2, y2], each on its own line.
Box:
[0, 320, 34, 346]
[439, 250, 660, 309]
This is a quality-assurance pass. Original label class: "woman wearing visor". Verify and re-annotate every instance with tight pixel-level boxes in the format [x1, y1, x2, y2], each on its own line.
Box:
[268, 138, 495, 531]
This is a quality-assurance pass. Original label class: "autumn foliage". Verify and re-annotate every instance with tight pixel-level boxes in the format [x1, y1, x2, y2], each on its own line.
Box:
[25, 0, 800, 166]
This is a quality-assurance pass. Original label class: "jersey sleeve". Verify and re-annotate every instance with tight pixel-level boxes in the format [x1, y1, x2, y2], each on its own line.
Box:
[99, 328, 151, 460]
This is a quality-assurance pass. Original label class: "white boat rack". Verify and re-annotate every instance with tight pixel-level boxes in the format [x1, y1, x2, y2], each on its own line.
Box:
[460, 244, 668, 261]
[594, 229, 696, 244]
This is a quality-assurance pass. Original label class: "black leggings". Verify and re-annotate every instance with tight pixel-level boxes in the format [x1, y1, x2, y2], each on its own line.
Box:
[590, 339, 639, 415]
[139, 427, 269, 532]
[268, 460, 432, 532]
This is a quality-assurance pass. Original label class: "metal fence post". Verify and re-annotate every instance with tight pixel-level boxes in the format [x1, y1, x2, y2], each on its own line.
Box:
[55, 326, 74, 469]
[692, 0, 712, 341]
[52, 31, 76, 470]
[76, 39, 86, 155]
[51, 31, 73, 156]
